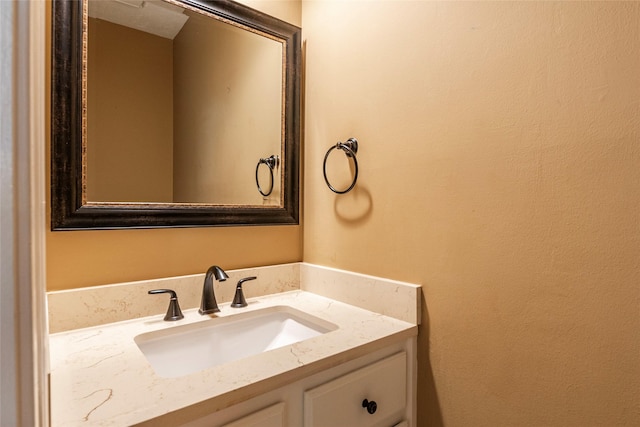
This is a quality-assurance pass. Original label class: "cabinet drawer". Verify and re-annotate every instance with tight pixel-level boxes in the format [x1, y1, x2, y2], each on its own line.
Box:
[303, 352, 406, 427]
[222, 402, 285, 427]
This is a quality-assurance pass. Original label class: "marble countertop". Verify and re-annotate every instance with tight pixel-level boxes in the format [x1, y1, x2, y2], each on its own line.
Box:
[49, 290, 418, 426]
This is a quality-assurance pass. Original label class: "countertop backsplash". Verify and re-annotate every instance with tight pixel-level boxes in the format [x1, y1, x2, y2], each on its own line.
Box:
[47, 262, 420, 333]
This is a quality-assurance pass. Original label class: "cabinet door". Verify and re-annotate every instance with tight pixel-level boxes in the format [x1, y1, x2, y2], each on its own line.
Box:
[222, 402, 285, 427]
[303, 352, 406, 427]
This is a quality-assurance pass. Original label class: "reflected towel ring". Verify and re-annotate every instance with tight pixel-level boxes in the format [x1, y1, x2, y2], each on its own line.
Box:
[323, 138, 359, 194]
[256, 155, 279, 197]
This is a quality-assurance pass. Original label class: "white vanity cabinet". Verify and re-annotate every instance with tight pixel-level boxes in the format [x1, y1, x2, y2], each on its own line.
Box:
[303, 352, 407, 427]
[221, 403, 285, 427]
[176, 338, 416, 427]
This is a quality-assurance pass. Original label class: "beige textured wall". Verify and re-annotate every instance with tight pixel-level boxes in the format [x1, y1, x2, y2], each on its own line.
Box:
[237, 0, 301, 27]
[46, 1, 302, 291]
[87, 18, 174, 202]
[302, 1, 639, 426]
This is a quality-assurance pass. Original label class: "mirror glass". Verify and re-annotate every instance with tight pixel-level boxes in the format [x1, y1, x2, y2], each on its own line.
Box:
[86, 0, 282, 205]
[51, 0, 300, 229]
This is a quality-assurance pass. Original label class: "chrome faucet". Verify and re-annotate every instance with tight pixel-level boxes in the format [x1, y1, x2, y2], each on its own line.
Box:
[199, 265, 229, 315]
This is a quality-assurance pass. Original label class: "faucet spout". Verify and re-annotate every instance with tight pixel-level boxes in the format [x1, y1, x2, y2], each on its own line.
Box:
[199, 265, 229, 315]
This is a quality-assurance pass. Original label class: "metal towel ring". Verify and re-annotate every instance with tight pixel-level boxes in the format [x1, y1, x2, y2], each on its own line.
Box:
[255, 155, 279, 197]
[323, 138, 359, 194]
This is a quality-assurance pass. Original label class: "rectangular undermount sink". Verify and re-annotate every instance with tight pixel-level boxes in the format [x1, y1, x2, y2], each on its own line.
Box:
[134, 306, 338, 378]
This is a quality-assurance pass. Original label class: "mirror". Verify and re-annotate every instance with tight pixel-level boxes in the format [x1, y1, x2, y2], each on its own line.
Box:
[51, 0, 300, 229]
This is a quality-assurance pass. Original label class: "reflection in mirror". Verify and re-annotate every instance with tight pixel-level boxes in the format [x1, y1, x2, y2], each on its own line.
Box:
[86, 0, 282, 205]
[51, 0, 300, 229]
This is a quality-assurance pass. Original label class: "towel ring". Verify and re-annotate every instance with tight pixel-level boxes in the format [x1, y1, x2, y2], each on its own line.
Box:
[255, 155, 279, 197]
[323, 138, 359, 194]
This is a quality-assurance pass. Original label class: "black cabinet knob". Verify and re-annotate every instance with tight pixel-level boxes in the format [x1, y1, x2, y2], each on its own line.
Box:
[362, 399, 377, 414]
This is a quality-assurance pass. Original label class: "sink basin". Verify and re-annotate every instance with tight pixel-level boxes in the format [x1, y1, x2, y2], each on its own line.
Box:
[134, 306, 337, 378]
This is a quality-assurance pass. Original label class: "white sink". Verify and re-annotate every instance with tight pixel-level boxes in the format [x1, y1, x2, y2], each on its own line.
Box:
[134, 306, 337, 378]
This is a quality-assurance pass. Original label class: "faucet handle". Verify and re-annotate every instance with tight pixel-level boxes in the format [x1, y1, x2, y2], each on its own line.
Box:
[149, 289, 184, 321]
[230, 276, 257, 308]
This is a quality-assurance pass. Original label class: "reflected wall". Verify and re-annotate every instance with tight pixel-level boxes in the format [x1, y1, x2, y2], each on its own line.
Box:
[87, 17, 174, 202]
[86, 4, 282, 205]
[173, 11, 282, 204]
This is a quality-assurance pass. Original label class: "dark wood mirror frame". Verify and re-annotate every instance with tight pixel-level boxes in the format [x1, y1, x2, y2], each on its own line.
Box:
[51, 0, 300, 230]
